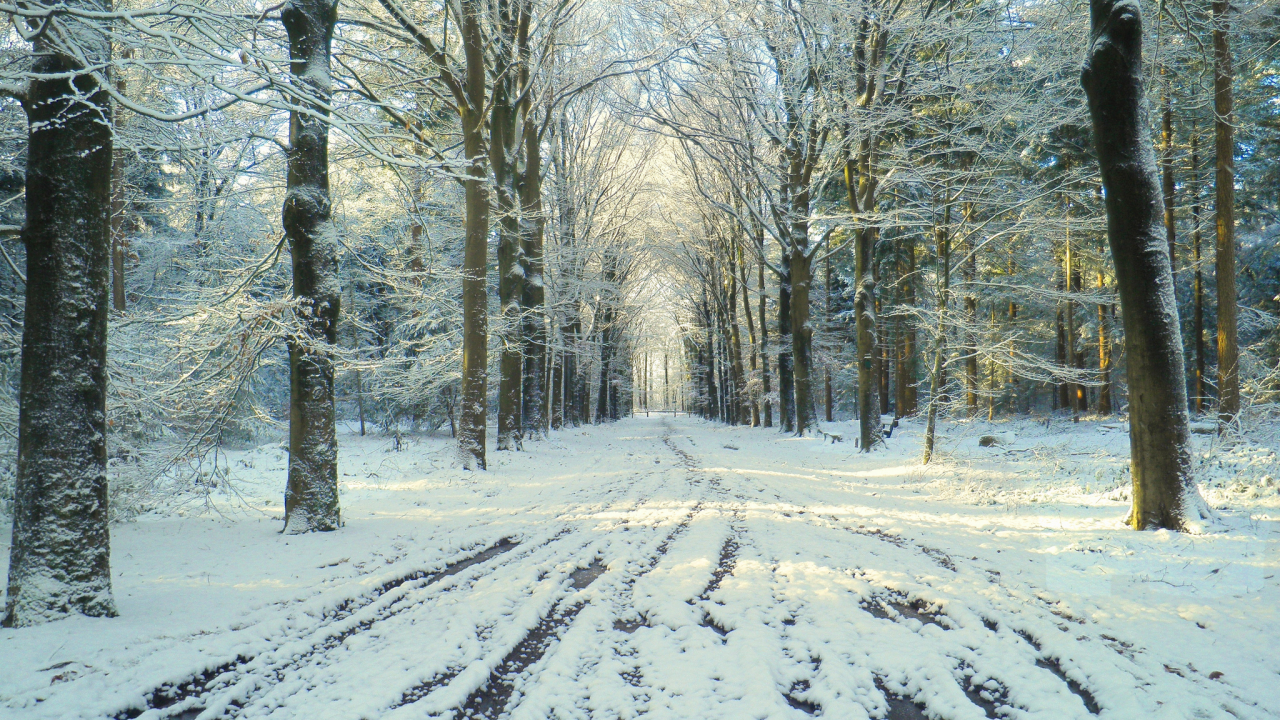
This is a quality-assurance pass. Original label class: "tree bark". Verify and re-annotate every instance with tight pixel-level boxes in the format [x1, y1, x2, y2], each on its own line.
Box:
[757, 229, 772, 427]
[1161, 93, 1176, 265]
[109, 49, 132, 314]
[962, 203, 978, 415]
[4, 3, 118, 627]
[778, 264, 795, 432]
[1212, 0, 1239, 426]
[923, 201, 950, 465]
[1191, 127, 1206, 415]
[282, 0, 341, 534]
[458, 0, 489, 468]
[1097, 270, 1113, 414]
[789, 235, 816, 435]
[1082, 0, 1199, 530]
[520, 116, 546, 437]
[739, 245, 760, 426]
[492, 13, 524, 450]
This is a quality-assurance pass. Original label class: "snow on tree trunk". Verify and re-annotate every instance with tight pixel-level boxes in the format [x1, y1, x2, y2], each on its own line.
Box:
[282, 0, 341, 534]
[520, 116, 548, 439]
[458, 0, 490, 470]
[1081, 0, 1202, 530]
[492, 19, 525, 451]
[4, 2, 118, 627]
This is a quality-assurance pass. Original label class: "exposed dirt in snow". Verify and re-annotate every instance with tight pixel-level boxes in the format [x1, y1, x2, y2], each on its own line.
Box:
[2, 416, 1277, 719]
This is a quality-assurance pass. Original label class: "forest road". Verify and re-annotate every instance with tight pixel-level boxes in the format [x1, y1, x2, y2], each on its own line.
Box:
[11, 417, 1273, 720]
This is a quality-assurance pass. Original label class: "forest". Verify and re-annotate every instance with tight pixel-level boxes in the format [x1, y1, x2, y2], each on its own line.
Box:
[1, 0, 1279, 717]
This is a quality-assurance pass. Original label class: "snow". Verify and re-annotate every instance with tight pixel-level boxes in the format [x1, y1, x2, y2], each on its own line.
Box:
[2, 416, 1278, 719]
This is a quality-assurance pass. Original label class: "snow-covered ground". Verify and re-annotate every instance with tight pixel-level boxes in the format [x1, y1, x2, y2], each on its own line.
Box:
[2, 415, 1277, 720]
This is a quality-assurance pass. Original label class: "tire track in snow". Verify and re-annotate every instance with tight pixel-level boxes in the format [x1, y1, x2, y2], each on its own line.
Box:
[114, 537, 522, 720]
[432, 427, 714, 718]
[118, 437, 682, 720]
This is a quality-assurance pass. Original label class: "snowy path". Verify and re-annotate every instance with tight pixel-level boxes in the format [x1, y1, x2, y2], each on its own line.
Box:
[2, 417, 1278, 720]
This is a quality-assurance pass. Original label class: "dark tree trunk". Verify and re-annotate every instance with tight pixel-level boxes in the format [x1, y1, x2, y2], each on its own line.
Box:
[109, 51, 131, 314]
[1082, 0, 1199, 530]
[282, 0, 341, 534]
[824, 255, 833, 423]
[458, 0, 489, 468]
[4, 6, 117, 627]
[923, 202, 950, 465]
[757, 231, 772, 427]
[1161, 94, 1176, 265]
[962, 204, 978, 416]
[492, 30, 523, 450]
[1191, 128, 1206, 415]
[1097, 270, 1114, 415]
[778, 265, 795, 432]
[739, 249, 760, 426]
[1212, 0, 1239, 425]
[904, 237, 918, 414]
[520, 117, 547, 438]
[789, 243, 816, 436]
[855, 225, 878, 449]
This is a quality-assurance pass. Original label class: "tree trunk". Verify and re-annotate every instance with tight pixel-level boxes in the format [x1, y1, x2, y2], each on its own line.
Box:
[758, 231, 772, 427]
[493, 47, 524, 450]
[1097, 270, 1113, 415]
[1191, 127, 1206, 415]
[739, 248, 760, 426]
[1212, 0, 1239, 426]
[458, 0, 489, 468]
[845, 155, 878, 447]
[855, 226, 878, 449]
[109, 49, 132, 314]
[962, 203, 978, 415]
[1082, 0, 1199, 530]
[778, 265, 795, 432]
[1161, 93, 1176, 265]
[904, 238, 918, 414]
[4, 5, 118, 626]
[824, 255, 833, 423]
[923, 201, 950, 465]
[282, 0, 341, 534]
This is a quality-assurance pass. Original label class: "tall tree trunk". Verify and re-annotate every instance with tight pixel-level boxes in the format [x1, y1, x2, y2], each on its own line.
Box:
[855, 226, 878, 449]
[1191, 127, 1206, 415]
[109, 48, 132, 313]
[728, 276, 747, 425]
[790, 242, 816, 435]
[904, 238, 918, 414]
[493, 40, 524, 450]
[923, 201, 950, 465]
[1066, 239, 1086, 417]
[778, 265, 795, 432]
[1161, 93, 1176, 265]
[846, 156, 878, 448]
[1083, 0, 1199, 530]
[758, 231, 773, 427]
[739, 247, 760, 426]
[4, 4, 118, 626]
[458, 0, 489, 468]
[282, 0, 341, 534]
[1212, 0, 1239, 426]
[824, 255, 833, 423]
[1097, 270, 1113, 414]
[962, 203, 978, 415]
